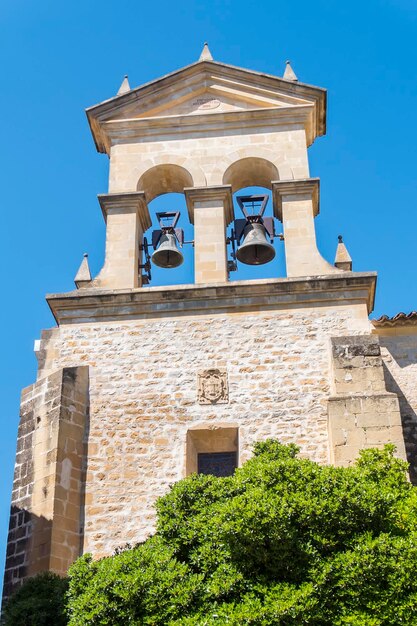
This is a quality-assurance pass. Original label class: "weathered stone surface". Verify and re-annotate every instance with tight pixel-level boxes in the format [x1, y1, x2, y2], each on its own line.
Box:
[331, 335, 381, 359]
[377, 332, 417, 482]
[328, 335, 406, 467]
[33, 303, 372, 558]
[46, 273, 377, 325]
[2, 367, 89, 604]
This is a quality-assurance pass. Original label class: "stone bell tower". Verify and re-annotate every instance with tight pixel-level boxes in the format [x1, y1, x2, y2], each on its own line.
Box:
[4, 45, 416, 601]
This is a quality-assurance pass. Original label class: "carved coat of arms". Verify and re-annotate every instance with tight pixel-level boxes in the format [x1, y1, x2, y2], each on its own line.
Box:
[198, 369, 228, 404]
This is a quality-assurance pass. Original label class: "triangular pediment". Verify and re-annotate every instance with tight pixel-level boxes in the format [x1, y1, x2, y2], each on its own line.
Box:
[129, 82, 312, 120]
[134, 89, 271, 118]
[87, 60, 326, 152]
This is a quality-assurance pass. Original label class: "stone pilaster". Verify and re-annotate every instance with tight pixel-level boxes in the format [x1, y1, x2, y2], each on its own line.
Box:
[2, 367, 89, 603]
[272, 179, 339, 277]
[185, 185, 234, 284]
[328, 336, 406, 466]
[93, 192, 151, 289]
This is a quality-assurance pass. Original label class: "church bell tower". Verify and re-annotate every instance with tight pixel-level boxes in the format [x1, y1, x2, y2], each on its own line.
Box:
[4, 45, 411, 601]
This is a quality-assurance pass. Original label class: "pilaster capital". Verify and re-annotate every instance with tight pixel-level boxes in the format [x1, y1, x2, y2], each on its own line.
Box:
[184, 185, 234, 225]
[98, 192, 151, 231]
[271, 178, 320, 222]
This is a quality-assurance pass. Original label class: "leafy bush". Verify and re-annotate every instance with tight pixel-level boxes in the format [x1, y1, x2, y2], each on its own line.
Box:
[66, 442, 417, 625]
[2, 571, 68, 626]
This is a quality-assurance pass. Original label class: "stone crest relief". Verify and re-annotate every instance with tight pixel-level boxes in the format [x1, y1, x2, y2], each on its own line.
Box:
[198, 369, 228, 404]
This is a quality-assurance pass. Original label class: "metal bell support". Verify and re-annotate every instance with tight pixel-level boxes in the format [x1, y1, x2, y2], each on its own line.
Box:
[150, 211, 185, 269]
[233, 195, 276, 266]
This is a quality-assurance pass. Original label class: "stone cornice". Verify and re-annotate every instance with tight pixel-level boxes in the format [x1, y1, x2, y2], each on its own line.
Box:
[272, 178, 320, 221]
[184, 185, 234, 225]
[96, 105, 315, 153]
[47, 272, 377, 326]
[97, 192, 151, 231]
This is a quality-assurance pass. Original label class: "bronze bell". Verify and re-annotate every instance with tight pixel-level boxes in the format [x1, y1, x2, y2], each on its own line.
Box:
[151, 232, 184, 268]
[236, 222, 276, 265]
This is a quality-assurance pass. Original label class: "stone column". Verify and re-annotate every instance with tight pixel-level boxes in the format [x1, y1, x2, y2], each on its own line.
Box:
[94, 192, 151, 289]
[327, 336, 406, 466]
[185, 185, 234, 284]
[2, 367, 89, 603]
[272, 179, 339, 277]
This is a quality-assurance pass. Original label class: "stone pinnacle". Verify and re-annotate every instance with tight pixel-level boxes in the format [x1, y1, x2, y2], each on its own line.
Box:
[74, 253, 92, 289]
[117, 75, 131, 95]
[199, 42, 213, 61]
[283, 60, 298, 81]
[334, 235, 352, 271]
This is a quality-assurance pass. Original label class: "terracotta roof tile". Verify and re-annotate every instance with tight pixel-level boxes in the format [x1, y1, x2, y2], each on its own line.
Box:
[372, 311, 417, 328]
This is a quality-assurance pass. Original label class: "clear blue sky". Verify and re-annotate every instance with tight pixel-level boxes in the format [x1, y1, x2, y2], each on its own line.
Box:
[1, 0, 417, 590]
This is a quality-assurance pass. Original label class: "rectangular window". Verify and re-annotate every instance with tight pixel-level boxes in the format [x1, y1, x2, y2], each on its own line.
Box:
[197, 451, 237, 477]
[186, 427, 239, 476]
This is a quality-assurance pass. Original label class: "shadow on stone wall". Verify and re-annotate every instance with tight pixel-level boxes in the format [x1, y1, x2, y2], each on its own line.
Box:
[2, 506, 53, 608]
[78, 399, 90, 558]
[383, 363, 417, 484]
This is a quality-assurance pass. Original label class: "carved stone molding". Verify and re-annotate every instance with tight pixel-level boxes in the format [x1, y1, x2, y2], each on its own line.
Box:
[47, 272, 377, 325]
[198, 369, 228, 404]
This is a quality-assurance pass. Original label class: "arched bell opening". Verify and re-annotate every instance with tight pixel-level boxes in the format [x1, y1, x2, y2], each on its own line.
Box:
[143, 192, 194, 287]
[137, 164, 194, 204]
[226, 185, 286, 282]
[136, 164, 197, 287]
[222, 157, 280, 192]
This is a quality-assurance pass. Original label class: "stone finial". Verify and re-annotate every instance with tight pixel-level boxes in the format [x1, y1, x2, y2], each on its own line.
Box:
[283, 60, 298, 81]
[199, 42, 213, 61]
[117, 75, 131, 95]
[334, 235, 352, 271]
[74, 253, 92, 289]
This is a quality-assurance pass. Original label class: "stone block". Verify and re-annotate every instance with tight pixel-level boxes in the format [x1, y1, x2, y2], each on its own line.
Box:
[330, 427, 347, 447]
[356, 412, 391, 428]
[328, 410, 356, 432]
[345, 427, 366, 448]
[365, 426, 404, 446]
[331, 335, 381, 360]
[333, 445, 360, 466]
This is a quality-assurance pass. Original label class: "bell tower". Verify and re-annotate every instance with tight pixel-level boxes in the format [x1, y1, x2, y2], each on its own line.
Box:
[83, 45, 337, 289]
[4, 46, 411, 602]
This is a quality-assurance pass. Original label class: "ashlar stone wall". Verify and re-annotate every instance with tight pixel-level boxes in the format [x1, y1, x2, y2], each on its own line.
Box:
[109, 127, 309, 194]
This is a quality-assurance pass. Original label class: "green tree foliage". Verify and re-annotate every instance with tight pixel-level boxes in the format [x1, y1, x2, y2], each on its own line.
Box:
[65, 442, 417, 625]
[40, 443, 417, 623]
[2, 571, 69, 626]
